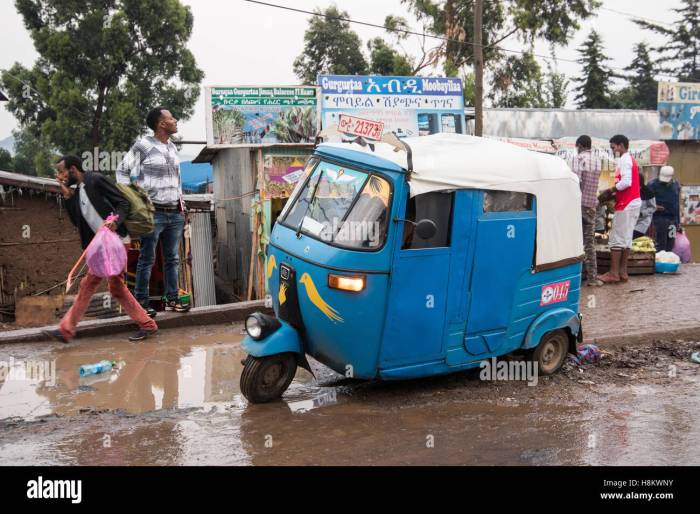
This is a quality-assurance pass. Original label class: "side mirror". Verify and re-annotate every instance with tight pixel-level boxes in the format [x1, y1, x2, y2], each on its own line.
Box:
[415, 219, 437, 240]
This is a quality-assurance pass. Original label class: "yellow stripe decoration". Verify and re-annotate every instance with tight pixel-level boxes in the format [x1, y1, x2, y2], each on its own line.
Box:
[266, 254, 277, 279]
[299, 272, 344, 323]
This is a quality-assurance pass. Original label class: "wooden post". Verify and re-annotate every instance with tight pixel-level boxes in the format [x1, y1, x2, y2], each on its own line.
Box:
[474, 0, 484, 137]
[247, 214, 258, 301]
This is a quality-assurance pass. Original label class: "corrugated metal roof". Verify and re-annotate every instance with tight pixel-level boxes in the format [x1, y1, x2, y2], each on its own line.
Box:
[465, 108, 662, 140]
[0, 170, 61, 193]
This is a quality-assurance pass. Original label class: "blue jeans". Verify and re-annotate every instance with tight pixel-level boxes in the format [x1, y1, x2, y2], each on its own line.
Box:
[135, 210, 185, 303]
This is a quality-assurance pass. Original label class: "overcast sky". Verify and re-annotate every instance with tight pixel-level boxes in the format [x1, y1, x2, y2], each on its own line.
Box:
[0, 0, 681, 154]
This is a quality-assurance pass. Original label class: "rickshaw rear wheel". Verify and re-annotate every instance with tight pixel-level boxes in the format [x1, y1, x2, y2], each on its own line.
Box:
[530, 329, 568, 375]
[240, 353, 297, 403]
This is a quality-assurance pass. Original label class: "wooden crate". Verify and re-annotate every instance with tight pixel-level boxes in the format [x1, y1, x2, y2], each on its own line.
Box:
[596, 250, 655, 275]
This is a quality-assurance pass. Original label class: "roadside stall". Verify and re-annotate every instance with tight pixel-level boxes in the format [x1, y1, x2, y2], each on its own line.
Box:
[554, 137, 671, 275]
[197, 85, 321, 299]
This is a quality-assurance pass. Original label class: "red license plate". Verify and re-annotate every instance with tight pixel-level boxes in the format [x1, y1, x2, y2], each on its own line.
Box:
[338, 114, 384, 140]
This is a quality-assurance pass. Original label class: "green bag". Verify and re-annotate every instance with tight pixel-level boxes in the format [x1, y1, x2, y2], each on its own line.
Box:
[116, 182, 155, 237]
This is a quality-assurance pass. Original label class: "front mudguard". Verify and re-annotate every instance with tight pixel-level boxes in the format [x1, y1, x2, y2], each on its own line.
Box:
[241, 319, 313, 374]
[522, 308, 581, 355]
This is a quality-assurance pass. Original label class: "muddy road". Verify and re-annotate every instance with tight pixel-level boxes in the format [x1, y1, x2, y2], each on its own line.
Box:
[0, 324, 699, 465]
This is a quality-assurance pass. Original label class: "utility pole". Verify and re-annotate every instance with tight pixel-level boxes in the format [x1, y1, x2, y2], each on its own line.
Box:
[474, 0, 484, 137]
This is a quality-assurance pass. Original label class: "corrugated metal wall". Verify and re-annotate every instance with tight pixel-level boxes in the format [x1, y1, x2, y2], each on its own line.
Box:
[213, 148, 255, 294]
[189, 211, 216, 307]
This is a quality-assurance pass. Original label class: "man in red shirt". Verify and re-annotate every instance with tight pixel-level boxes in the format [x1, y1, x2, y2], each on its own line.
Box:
[598, 134, 641, 283]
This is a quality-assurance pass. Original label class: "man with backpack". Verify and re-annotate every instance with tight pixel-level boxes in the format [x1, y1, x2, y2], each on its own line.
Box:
[42, 155, 158, 343]
[116, 107, 190, 314]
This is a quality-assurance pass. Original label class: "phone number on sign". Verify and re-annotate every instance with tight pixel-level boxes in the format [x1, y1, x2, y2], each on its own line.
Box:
[338, 115, 384, 140]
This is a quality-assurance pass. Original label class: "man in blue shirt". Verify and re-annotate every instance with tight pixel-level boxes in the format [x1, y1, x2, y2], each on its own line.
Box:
[648, 165, 681, 252]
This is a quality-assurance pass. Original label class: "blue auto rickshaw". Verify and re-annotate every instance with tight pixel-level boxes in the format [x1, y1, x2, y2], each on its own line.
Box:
[240, 133, 584, 403]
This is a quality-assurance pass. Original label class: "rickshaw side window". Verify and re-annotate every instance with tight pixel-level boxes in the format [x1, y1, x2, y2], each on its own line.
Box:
[401, 191, 454, 249]
[483, 191, 533, 212]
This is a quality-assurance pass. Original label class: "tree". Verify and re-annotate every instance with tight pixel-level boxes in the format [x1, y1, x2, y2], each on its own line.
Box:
[613, 43, 658, 109]
[0, 0, 203, 160]
[10, 127, 58, 177]
[544, 50, 569, 108]
[400, 0, 600, 76]
[293, 6, 369, 83]
[367, 38, 414, 76]
[489, 50, 545, 107]
[0, 148, 13, 171]
[462, 71, 476, 106]
[634, 0, 700, 82]
[573, 30, 614, 109]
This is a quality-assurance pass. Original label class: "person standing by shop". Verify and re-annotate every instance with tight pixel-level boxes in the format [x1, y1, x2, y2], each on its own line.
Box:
[598, 135, 641, 284]
[572, 135, 603, 286]
[43, 156, 158, 343]
[116, 107, 190, 313]
[648, 165, 681, 251]
[633, 173, 656, 239]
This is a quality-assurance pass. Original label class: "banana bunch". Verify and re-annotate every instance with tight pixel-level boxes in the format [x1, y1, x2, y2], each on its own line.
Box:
[631, 236, 656, 253]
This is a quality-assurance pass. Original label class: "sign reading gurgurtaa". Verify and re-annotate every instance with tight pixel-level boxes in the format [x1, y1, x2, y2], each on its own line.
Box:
[204, 85, 320, 147]
[319, 75, 465, 138]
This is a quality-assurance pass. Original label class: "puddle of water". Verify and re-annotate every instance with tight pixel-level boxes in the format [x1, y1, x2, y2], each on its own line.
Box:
[0, 323, 318, 420]
[1, 325, 699, 465]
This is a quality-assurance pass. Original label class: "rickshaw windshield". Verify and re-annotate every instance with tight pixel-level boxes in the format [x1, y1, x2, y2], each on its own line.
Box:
[280, 160, 391, 250]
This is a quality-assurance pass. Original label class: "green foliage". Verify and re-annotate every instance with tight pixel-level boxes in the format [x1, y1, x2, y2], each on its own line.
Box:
[293, 6, 369, 83]
[613, 43, 658, 109]
[634, 0, 700, 82]
[0, 148, 14, 171]
[489, 50, 545, 108]
[402, 0, 600, 74]
[462, 71, 475, 106]
[0, 0, 203, 156]
[544, 51, 569, 108]
[11, 127, 59, 177]
[573, 30, 614, 109]
[368, 38, 414, 76]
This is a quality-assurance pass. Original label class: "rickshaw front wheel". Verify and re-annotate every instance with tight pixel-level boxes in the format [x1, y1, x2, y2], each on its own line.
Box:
[241, 353, 298, 403]
[530, 329, 568, 375]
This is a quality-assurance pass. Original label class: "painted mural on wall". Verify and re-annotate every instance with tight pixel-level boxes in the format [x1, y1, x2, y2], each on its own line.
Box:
[263, 155, 309, 198]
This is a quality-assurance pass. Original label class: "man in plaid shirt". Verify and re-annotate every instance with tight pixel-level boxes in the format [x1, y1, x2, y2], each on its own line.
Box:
[572, 135, 603, 286]
[117, 107, 190, 314]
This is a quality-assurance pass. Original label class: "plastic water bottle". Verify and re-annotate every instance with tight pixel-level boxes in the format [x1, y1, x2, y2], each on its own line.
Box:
[79, 360, 115, 377]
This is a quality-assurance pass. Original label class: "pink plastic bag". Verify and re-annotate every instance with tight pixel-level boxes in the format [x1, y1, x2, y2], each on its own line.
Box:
[673, 231, 692, 264]
[85, 214, 127, 277]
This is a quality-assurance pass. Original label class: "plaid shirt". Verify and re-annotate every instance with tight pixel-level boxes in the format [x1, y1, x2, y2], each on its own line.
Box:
[572, 150, 601, 209]
[116, 136, 182, 206]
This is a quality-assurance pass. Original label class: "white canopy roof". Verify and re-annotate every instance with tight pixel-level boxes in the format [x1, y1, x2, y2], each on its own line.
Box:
[323, 133, 583, 268]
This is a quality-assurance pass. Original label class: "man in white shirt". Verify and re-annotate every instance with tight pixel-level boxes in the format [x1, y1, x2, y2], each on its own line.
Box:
[116, 107, 190, 313]
[598, 134, 641, 284]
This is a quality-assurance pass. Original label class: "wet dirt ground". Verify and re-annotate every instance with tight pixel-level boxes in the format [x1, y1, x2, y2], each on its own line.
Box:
[0, 323, 699, 465]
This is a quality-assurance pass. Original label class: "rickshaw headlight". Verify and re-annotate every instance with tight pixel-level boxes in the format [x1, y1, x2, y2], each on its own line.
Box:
[328, 274, 365, 292]
[245, 313, 281, 340]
